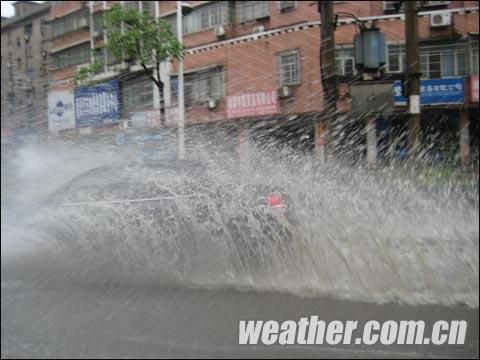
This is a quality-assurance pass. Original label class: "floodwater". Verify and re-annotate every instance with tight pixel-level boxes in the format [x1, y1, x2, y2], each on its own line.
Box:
[1, 132, 479, 358]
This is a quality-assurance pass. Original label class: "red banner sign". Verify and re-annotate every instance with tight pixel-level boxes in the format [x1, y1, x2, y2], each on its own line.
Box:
[227, 89, 279, 119]
[471, 75, 479, 103]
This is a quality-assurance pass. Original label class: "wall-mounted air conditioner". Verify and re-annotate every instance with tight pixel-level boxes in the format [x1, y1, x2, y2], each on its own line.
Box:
[277, 85, 292, 98]
[214, 26, 226, 38]
[430, 11, 451, 27]
[253, 25, 265, 33]
[279, 1, 296, 12]
[207, 98, 216, 109]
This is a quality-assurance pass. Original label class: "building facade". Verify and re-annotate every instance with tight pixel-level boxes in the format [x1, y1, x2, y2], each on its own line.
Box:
[1, 1, 51, 133]
[46, 1, 479, 164]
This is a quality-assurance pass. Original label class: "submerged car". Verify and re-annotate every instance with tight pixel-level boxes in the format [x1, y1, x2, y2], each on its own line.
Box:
[43, 159, 298, 271]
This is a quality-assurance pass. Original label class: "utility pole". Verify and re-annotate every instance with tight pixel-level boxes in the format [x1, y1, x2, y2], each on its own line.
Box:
[317, 0, 336, 164]
[176, 0, 185, 160]
[405, 1, 421, 161]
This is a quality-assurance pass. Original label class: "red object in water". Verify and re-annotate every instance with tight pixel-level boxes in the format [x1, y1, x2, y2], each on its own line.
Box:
[265, 194, 284, 208]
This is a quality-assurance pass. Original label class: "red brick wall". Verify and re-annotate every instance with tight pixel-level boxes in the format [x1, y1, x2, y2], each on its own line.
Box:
[50, 1, 85, 20]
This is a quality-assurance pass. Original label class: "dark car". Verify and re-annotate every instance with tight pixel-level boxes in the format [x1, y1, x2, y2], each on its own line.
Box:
[43, 159, 298, 273]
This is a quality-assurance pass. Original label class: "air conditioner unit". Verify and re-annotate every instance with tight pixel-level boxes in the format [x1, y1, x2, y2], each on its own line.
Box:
[207, 98, 216, 109]
[253, 25, 265, 33]
[430, 11, 451, 27]
[7, 63, 12, 69]
[277, 85, 292, 98]
[279, 1, 296, 12]
[78, 18, 88, 28]
[24, 34, 30, 41]
[41, 50, 48, 58]
[214, 26, 226, 38]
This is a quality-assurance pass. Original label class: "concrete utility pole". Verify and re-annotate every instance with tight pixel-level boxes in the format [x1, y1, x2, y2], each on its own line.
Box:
[405, 0, 421, 161]
[177, 0, 185, 160]
[317, 0, 336, 164]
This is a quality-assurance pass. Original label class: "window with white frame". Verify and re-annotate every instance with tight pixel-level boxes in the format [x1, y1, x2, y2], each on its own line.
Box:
[171, 67, 224, 106]
[182, 2, 230, 34]
[237, 1, 269, 23]
[277, 50, 300, 86]
[335, 47, 356, 76]
[387, 44, 405, 73]
[420, 43, 467, 78]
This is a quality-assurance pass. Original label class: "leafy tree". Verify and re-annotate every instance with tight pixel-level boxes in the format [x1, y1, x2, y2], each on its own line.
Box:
[76, 4, 183, 123]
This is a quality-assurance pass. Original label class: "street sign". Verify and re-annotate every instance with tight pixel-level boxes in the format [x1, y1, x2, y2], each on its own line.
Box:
[393, 77, 465, 106]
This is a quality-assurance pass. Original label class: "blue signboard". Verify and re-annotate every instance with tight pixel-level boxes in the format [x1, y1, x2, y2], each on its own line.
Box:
[74, 80, 120, 127]
[393, 77, 465, 106]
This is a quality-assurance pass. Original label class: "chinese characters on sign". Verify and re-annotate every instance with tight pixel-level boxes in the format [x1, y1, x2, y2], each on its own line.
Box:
[393, 77, 465, 106]
[74, 80, 120, 127]
[227, 89, 279, 118]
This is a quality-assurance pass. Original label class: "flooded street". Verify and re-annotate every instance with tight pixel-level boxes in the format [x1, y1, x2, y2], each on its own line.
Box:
[1, 137, 478, 358]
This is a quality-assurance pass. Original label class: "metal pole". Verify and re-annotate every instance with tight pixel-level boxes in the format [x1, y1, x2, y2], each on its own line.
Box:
[405, 1, 421, 161]
[177, 1, 185, 160]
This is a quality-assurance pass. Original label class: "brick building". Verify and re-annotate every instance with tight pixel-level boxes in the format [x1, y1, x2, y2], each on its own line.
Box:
[1, 1, 51, 133]
[46, 1, 479, 164]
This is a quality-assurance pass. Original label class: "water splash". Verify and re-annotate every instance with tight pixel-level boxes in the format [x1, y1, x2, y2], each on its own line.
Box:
[2, 133, 478, 308]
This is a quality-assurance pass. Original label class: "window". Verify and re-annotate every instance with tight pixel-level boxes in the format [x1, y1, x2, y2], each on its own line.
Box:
[237, 1, 269, 23]
[51, 9, 89, 39]
[41, 17, 48, 37]
[24, 24, 33, 42]
[182, 2, 230, 34]
[123, 1, 139, 10]
[53, 43, 90, 69]
[7, 31, 12, 45]
[93, 11, 104, 36]
[17, 58, 22, 70]
[141, 1, 156, 16]
[26, 45, 33, 58]
[335, 47, 356, 76]
[278, 1, 296, 11]
[171, 67, 224, 106]
[123, 74, 153, 114]
[470, 38, 479, 75]
[387, 44, 405, 73]
[277, 50, 300, 86]
[16, 37, 21, 47]
[420, 43, 467, 78]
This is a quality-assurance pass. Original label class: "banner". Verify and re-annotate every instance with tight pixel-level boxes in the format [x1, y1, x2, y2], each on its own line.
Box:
[227, 89, 278, 119]
[74, 80, 120, 127]
[470, 75, 479, 103]
[393, 77, 465, 106]
[48, 90, 75, 132]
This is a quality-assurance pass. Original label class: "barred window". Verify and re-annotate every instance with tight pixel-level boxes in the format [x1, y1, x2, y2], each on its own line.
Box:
[183, 2, 230, 34]
[53, 43, 90, 70]
[123, 74, 153, 114]
[237, 1, 269, 23]
[51, 9, 89, 39]
[471, 38, 479, 75]
[387, 44, 405, 73]
[420, 43, 467, 78]
[335, 47, 356, 76]
[171, 67, 224, 106]
[277, 50, 300, 86]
